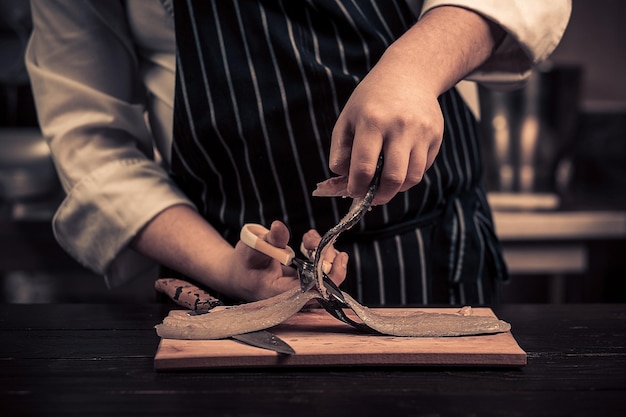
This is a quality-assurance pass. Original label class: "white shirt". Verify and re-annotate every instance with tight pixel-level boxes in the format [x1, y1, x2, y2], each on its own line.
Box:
[26, 0, 571, 287]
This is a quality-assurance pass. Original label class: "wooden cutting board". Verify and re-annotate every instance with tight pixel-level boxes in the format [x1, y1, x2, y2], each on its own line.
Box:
[154, 307, 526, 370]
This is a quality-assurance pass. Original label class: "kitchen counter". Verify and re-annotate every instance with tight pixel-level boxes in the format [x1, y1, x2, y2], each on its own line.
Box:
[1, 303, 625, 416]
[490, 208, 626, 302]
[493, 209, 626, 274]
[493, 210, 626, 241]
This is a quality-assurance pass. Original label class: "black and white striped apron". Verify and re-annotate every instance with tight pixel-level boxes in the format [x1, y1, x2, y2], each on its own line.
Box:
[170, 0, 508, 305]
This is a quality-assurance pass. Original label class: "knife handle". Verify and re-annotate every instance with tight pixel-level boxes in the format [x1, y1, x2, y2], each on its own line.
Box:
[240, 223, 296, 265]
[154, 278, 222, 311]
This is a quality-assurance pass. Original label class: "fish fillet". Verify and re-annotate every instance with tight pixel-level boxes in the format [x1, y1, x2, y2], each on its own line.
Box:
[155, 287, 510, 340]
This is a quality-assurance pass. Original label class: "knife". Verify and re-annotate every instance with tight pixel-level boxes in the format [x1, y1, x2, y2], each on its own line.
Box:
[156, 278, 295, 355]
[231, 330, 295, 355]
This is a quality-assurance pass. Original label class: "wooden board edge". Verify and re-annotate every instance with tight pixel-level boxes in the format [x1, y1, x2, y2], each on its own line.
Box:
[154, 337, 528, 371]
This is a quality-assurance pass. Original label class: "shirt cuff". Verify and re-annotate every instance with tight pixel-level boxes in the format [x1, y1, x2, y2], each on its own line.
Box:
[52, 158, 195, 287]
[421, 0, 571, 89]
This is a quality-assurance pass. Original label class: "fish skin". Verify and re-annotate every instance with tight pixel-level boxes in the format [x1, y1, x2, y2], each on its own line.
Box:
[312, 176, 349, 197]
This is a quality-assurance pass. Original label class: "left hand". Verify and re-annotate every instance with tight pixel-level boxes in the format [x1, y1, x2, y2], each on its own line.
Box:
[329, 52, 444, 206]
[328, 6, 503, 206]
[228, 221, 298, 301]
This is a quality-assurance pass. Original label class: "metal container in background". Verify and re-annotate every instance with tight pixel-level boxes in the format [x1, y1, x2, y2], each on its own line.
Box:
[0, 128, 62, 220]
[0, 128, 59, 200]
[478, 64, 582, 194]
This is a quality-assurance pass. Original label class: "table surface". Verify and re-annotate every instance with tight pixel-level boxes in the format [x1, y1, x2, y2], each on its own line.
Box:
[1, 303, 625, 417]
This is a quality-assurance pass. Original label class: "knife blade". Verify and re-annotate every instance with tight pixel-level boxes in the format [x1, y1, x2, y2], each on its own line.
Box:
[232, 330, 295, 355]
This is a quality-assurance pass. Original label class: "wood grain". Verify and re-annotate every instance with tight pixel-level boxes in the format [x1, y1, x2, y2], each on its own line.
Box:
[154, 307, 526, 370]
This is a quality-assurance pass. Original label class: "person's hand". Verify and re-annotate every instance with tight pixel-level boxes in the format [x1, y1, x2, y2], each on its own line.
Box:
[227, 221, 347, 301]
[328, 6, 503, 206]
[301, 228, 348, 290]
[329, 51, 444, 206]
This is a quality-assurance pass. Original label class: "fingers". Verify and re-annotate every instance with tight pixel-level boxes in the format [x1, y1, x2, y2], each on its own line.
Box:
[328, 68, 446, 205]
[265, 220, 290, 249]
[301, 229, 336, 262]
[395, 143, 426, 194]
[301, 229, 347, 287]
[326, 251, 347, 287]
[396, 140, 440, 193]
[330, 115, 434, 205]
[376, 138, 414, 205]
[238, 221, 289, 270]
[336, 130, 429, 206]
[236, 222, 350, 301]
[348, 120, 384, 199]
[329, 116, 353, 177]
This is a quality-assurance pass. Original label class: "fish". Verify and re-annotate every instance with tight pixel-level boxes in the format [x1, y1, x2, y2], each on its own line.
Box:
[155, 287, 317, 340]
[155, 285, 511, 340]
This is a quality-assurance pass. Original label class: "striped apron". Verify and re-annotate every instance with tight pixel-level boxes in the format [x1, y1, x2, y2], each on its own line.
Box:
[170, 0, 508, 305]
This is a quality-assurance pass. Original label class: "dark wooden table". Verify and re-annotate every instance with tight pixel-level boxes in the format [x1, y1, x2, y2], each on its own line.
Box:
[1, 303, 625, 417]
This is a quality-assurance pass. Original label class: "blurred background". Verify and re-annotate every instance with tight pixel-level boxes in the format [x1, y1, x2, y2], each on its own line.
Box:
[1, 1, 625, 304]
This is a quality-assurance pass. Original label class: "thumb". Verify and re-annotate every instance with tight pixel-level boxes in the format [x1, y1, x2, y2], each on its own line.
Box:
[265, 220, 290, 249]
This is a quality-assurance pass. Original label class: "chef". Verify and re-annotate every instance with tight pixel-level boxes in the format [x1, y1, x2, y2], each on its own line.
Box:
[26, 0, 571, 306]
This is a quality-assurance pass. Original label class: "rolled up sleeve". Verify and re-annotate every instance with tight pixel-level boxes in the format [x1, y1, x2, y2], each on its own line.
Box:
[420, 0, 572, 89]
[26, 0, 194, 287]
